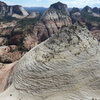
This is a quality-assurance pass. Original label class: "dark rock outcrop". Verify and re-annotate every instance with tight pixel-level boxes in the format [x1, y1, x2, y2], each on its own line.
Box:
[0, 1, 8, 18]
[81, 6, 100, 18]
[70, 7, 82, 24]
[81, 6, 93, 14]
[70, 7, 80, 15]
[93, 7, 100, 14]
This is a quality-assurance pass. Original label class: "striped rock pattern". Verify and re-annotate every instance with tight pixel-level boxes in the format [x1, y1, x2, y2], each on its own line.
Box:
[0, 25, 100, 100]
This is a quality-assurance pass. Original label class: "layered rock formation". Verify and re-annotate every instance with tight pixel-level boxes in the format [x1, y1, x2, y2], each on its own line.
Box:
[0, 1, 8, 18]
[70, 6, 100, 25]
[0, 62, 16, 93]
[0, 1, 29, 19]
[0, 2, 100, 99]
[0, 1, 71, 59]
[33, 2, 72, 42]
[70, 7, 82, 24]
[0, 1, 71, 65]
[0, 25, 100, 100]
[27, 11, 39, 18]
[0, 45, 22, 63]
[93, 7, 100, 15]
[0, 21, 17, 37]
[0, 21, 23, 64]
[81, 6, 100, 17]
[81, 6, 93, 14]
[70, 6, 100, 41]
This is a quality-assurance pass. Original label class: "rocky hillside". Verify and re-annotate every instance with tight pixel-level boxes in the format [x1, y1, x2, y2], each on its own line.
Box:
[27, 11, 39, 18]
[0, 25, 100, 100]
[0, 2, 100, 97]
[70, 6, 100, 25]
[70, 6, 100, 41]
[33, 2, 72, 42]
[0, 2, 71, 66]
[41, 2, 70, 21]
[81, 6, 100, 17]
[0, 1, 29, 19]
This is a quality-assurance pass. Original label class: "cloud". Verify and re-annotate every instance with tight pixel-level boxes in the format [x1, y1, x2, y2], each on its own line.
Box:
[1, 0, 15, 5]
[35, 0, 42, 1]
[64, 0, 100, 8]
[1, 0, 100, 8]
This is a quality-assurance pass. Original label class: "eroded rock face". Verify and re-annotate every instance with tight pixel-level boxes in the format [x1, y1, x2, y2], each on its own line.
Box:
[0, 45, 22, 63]
[0, 1, 8, 18]
[0, 1, 29, 18]
[41, 2, 70, 21]
[81, 6, 93, 14]
[0, 25, 100, 100]
[91, 30, 100, 41]
[12, 5, 29, 16]
[0, 37, 7, 46]
[70, 6, 100, 41]
[70, 7, 82, 24]
[0, 62, 16, 93]
[27, 12, 39, 18]
[33, 2, 72, 42]
[0, 21, 17, 37]
[93, 7, 100, 14]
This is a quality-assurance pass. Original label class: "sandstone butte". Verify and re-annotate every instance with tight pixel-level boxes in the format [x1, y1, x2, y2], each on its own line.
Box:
[0, 25, 100, 100]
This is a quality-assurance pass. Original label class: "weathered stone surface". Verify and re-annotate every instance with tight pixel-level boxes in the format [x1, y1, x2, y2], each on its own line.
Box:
[0, 21, 17, 37]
[0, 25, 100, 100]
[0, 62, 16, 93]
[27, 12, 39, 19]
[0, 37, 7, 46]
[81, 6, 93, 14]
[91, 30, 100, 41]
[0, 45, 22, 63]
[70, 7, 82, 24]
[41, 2, 70, 21]
[93, 7, 100, 14]
[0, 1, 8, 18]
[33, 2, 72, 42]
[70, 6, 100, 41]
[0, 1, 29, 19]
[23, 34, 38, 50]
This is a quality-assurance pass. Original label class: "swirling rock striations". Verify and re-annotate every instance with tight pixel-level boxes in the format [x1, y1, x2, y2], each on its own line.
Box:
[0, 25, 100, 100]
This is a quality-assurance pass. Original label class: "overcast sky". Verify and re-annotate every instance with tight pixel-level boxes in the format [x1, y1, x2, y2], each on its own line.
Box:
[1, 0, 100, 8]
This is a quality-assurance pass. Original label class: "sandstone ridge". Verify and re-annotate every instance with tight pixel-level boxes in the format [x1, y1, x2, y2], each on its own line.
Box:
[0, 25, 100, 100]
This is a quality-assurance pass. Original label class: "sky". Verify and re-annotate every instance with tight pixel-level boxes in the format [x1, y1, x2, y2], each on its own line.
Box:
[0, 0, 100, 8]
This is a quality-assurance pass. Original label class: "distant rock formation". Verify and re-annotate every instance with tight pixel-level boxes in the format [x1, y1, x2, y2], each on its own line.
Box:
[81, 6, 100, 17]
[27, 11, 39, 18]
[70, 6, 100, 23]
[70, 7, 80, 15]
[33, 2, 72, 42]
[70, 7, 82, 24]
[93, 7, 100, 14]
[41, 1, 70, 21]
[0, 1, 29, 19]
[0, 1, 8, 18]
[70, 6, 100, 41]
[81, 6, 93, 14]
[0, 25, 100, 100]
